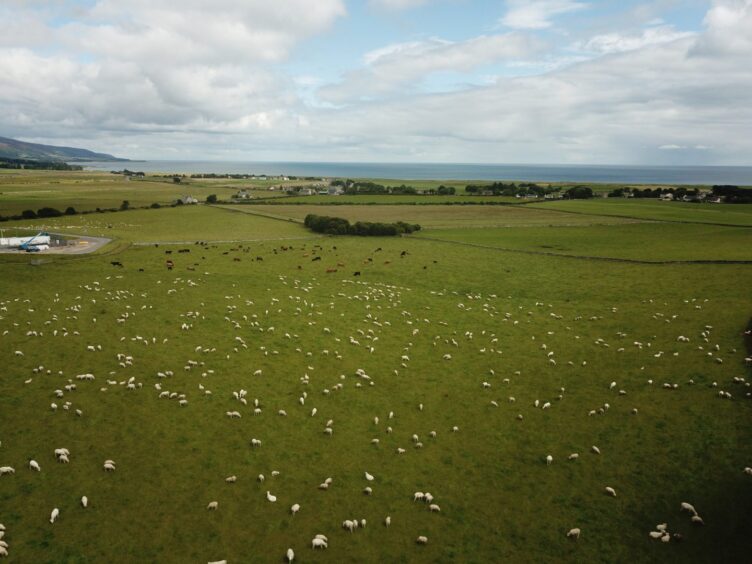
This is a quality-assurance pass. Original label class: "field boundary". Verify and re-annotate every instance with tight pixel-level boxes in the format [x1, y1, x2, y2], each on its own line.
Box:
[414, 234, 752, 265]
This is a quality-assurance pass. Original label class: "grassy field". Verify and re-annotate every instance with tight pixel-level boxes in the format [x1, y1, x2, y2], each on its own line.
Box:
[528, 199, 752, 227]
[221, 204, 640, 229]
[263, 195, 522, 204]
[0, 176, 751, 564]
[417, 223, 752, 262]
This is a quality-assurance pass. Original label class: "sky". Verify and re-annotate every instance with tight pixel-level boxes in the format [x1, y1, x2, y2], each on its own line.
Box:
[0, 0, 750, 164]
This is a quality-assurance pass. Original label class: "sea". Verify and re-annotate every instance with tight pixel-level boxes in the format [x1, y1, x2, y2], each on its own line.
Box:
[74, 161, 752, 185]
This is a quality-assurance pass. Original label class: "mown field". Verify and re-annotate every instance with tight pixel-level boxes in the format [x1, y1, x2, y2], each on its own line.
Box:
[0, 177, 751, 564]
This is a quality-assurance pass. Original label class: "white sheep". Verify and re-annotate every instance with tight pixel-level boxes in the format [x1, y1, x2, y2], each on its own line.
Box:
[414, 492, 425, 502]
[605, 487, 616, 497]
[744, 467, 752, 476]
[286, 548, 294, 562]
[567, 528, 580, 539]
[429, 504, 441, 512]
[226, 475, 237, 483]
[50, 508, 60, 523]
[365, 472, 374, 481]
[385, 515, 391, 527]
[416, 536, 428, 545]
[29, 460, 41, 472]
[291, 503, 300, 515]
[266, 491, 277, 502]
[207, 501, 218, 510]
[81, 496, 88, 508]
[103, 462, 115, 472]
[568, 453, 579, 460]
[680, 502, 697, 515]
[591, 445, 601, 455]
[311, 538, 327, 549]
[546, 455, 553, 465]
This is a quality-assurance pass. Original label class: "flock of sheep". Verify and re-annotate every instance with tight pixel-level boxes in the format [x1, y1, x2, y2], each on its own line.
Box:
[0, 241, 750, 562]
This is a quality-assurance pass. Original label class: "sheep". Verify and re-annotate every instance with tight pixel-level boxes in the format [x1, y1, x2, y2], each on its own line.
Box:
[208, 561, 227, 564]
[546, 455, 553, 465]
[680, 502, 697, 515]
[361, 519, 366, 528]
[385, 515, 391, 527]
[207, 501, 218, 510]
[744, 467, 752, 476]
[365, 472, 374, 481]
[424, 493, 434, 503]
[225, 475, 237, 483]
[250, 438, 261, 447]
[429, 504, 441, 512]
[397, 448, 406, 454]
[605, 487, 616, 497]
[363, 486, 373, 495]
[416, 536, 428, 545]
[258, 474, 265, 483]
[266, 491, 277, 502]
[286, 548, 294, 563]
[291, 503, 300, 515]
[343, 519, 355, 532]
[568, 453, 579, 460]
[311, 538, 328, 549]
[29, 460, 41, 472]
[414, 492, 425, 502]
[103, 462, 115, 471]
[50, 508, 60, 523]
[591, 445, 601, 455]
[691, 515, 704, 525]
[58, 454, 70, 464]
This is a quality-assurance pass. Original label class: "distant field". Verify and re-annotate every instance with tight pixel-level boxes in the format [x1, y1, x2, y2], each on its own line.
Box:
[260, 195, 521, 204]
[222, 204, 640, 229]
[529, 199, 752, 226]
[9, 205, 308, 243]
[416, 223, 752, 262]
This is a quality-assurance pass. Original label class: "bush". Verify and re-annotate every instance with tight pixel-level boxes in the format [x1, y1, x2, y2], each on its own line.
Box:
[304, 214, 420, 236]
[150, 202, 162, 209]
[65, 206, 77, 215]
[206, 194, 218, 204]
[37, 207, 63, 218]
[21, 209, 38, 219]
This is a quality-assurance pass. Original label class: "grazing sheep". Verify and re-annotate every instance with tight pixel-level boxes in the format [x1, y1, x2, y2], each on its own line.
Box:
[424, 493, 434, 503]
[365, 472, 374, 481]
[591, 446, 601, 455]
[50, 508, 59, 523]
[258, 474, 265, 483]
[207, 501, 218, 510]
[103, 462, 115, 472]
[286, 548, 294, 563]
[266, 491, 277, 502]
[568, 453, 579, 460]
[680, 502, 697, 515]
[744, 467, 752, 476]
[29, 460, 41, 472]
[566, 528, 581, 540]
[81, 496, 88, 508]
[291, 503, 300, 515]
[414, 492, 425, 502]
[546, 455, 553, 465]
[416, 536, 428, 545]
[605, 487, 617, 497]
[385, 516, 391, 527]
[691, 515, 704, 525]
[429, 504, 441, 512]
[364, 487, 373, 495]
[225, 475, 237, 483]
[311, 538, 327, 549]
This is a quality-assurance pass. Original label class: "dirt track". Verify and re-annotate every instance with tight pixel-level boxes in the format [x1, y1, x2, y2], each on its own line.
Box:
[0, 234, 111, 255]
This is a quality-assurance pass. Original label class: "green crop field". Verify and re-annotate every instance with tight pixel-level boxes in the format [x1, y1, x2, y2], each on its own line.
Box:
[220, 203, 640, 229]
[528, 199, 752, 227]
[417, 223, 752, 262]
[0, 176, 750, 564]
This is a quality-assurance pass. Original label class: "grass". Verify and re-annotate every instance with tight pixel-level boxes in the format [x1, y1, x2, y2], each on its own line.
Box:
[416, 223, 752, 262]
[220, 204, 639, 229]
[0, 181, 751, 563]
[529, 199, 752, 227]
[264, 195, 522, 204]
[6, 205, 309, 243]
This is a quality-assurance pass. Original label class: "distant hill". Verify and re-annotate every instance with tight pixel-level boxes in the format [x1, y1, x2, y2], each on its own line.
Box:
[0, 136, 129, 162]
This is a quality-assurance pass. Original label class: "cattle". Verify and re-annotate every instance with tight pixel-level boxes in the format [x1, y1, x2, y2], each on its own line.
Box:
[353, 271, 361, 276]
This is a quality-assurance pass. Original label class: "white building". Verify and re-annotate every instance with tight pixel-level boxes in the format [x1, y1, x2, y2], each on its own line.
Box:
[0, 235, 51, 247]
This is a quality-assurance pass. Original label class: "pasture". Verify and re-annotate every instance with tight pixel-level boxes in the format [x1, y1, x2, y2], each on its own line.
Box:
[220, 204, 639, 229]
[0, 181, 751, 564]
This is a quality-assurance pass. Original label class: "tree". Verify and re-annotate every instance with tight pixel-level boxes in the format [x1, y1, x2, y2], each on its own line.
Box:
[564, 186, 594, 199]
[150, 202, 161, 209]
[21, 209, 37, 219]
[206, 194, 218, 204]
[65, 206, 77, 215]
[173, 176, 182, 184]
[120, 200, 130, 211]
[37, 207, 63, 218]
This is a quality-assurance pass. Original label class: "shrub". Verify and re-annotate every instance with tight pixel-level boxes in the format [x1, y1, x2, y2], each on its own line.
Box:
[304, 214, 420, 236]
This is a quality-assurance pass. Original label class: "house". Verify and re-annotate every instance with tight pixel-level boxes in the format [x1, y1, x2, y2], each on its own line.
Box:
[660, 193, 674, 201]
[297, 187, 315, 196]
[234, 189, 252, 200]
[179, 195, 198, 204]
[328, 185, 344, 195]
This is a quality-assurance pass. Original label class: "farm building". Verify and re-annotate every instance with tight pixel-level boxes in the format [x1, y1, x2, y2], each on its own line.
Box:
[0, 234, 51, 247]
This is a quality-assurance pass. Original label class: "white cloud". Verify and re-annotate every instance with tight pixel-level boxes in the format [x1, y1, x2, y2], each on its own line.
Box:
[369, 0, 429, 10]
[579, 25, 695, 54]
[320, 34, 545, 103]
[659, 144, 685, 150]
[501, 0, 587, 30]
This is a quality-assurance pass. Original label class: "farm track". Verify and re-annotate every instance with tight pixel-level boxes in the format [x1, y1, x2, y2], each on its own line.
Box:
[414, 234, 752, 265]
